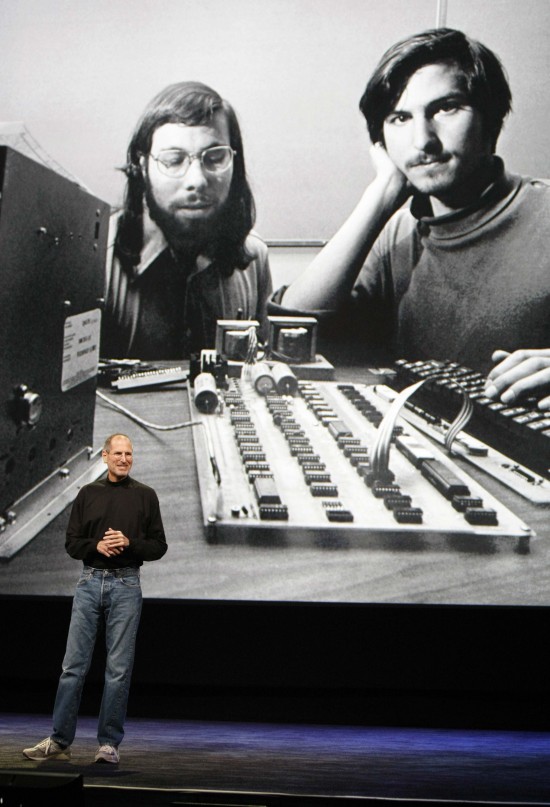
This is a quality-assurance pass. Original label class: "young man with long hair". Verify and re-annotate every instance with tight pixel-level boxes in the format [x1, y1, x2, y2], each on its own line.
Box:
[276, 29, 550, 408]
[103, 82, 272, 359]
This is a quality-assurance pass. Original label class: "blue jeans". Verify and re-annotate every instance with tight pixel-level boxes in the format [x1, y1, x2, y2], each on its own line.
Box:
[51, 566, 142, 748]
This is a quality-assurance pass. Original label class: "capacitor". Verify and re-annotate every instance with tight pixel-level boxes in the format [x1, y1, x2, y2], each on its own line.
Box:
[271, 362, 298, 396]
[194, 372, 219, 413]
[251, 362, 276, 396]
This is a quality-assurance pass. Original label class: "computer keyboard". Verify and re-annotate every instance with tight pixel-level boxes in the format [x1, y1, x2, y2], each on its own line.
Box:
[392, 359, 550, 480]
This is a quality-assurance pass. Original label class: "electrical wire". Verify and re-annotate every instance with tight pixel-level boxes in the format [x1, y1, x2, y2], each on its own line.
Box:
[96, 389, 201, 431]
[245, 325, 258, 363]
[371, 379, 474, 478]
[444, 387, 474, 454]
[201, 417, 222, 486]
[241, 325, 259, 383]
[96, 388, 222, 486]
[371, 380, 426, 477]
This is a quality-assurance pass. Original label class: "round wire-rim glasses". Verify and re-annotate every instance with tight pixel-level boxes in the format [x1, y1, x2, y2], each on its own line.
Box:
[149, 146, 236, 178]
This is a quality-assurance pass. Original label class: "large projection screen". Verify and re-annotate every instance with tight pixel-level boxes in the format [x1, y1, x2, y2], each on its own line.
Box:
[0, 0, 549, 606]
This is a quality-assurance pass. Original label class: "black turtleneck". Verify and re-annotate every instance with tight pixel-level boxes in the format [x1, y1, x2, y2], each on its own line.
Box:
[65, 476, 167, 569]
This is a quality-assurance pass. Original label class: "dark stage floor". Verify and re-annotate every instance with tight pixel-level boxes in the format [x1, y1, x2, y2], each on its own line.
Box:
[1, 713, 550, 806]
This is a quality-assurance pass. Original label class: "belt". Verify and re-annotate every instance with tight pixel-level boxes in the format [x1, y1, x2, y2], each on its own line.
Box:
[83, 565, 140, 578]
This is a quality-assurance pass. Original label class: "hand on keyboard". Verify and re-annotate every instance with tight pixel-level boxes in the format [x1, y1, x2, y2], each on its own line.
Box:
[485, 348, 550, 409]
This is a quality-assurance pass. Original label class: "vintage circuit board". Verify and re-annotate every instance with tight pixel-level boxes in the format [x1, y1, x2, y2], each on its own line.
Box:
[188, 377, 533, 552]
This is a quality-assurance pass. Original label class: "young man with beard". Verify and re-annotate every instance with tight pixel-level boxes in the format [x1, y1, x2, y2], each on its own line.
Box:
[102, 82, 272, 359]
[274, 29, 550, 408]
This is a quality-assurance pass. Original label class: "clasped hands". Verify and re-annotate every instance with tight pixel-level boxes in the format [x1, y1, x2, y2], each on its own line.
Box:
[97, 528, 130, 558]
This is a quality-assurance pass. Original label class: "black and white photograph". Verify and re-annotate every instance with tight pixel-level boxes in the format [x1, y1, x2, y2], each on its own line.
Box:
[1, 1, 550, 804]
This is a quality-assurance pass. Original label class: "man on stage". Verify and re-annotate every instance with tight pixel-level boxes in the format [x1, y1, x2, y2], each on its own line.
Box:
[23, 433, 167, 764]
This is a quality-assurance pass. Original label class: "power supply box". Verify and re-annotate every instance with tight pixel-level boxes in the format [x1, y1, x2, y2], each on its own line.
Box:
[0, 146, 109, 531]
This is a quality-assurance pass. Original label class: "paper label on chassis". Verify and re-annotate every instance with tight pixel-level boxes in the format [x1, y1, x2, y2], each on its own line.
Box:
[61, 309, 101, 391]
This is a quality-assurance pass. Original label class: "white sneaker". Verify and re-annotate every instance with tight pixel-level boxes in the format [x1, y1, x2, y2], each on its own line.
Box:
[23, 737, 71, 761]
[94, 744, 120, 764]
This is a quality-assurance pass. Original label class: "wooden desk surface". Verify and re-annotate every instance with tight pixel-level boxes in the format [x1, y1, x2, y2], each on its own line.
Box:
[1, 368, 549, 605]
